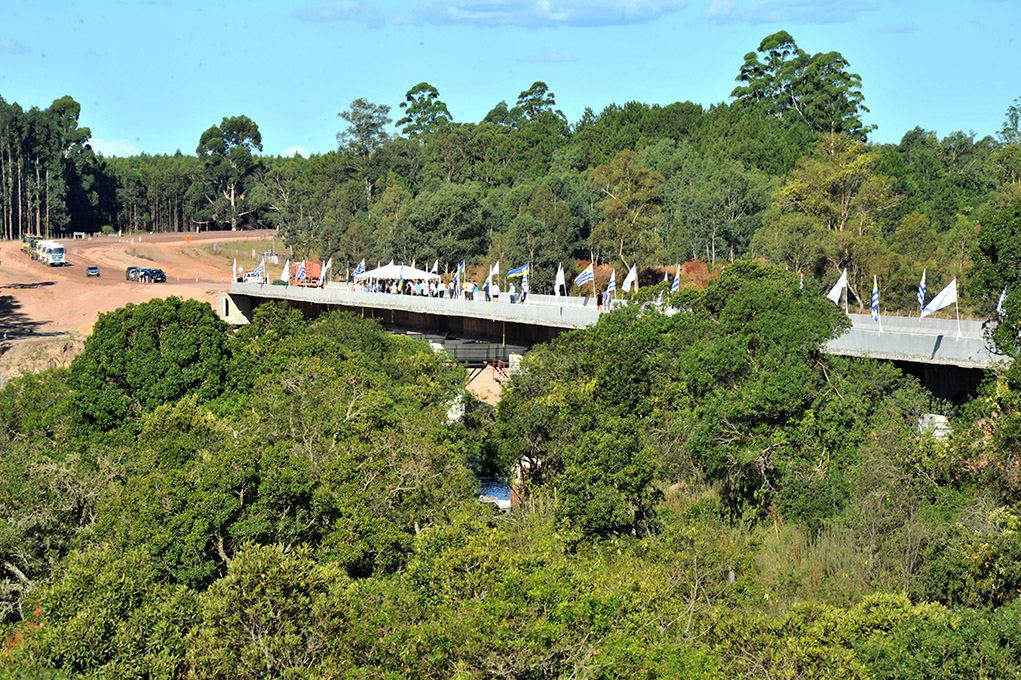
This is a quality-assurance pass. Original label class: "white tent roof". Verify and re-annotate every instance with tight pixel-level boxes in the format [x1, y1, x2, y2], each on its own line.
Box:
[354, 262, 440, 280]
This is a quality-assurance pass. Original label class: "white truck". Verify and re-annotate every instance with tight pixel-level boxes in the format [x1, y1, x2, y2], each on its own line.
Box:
[34, 240, 67, 266]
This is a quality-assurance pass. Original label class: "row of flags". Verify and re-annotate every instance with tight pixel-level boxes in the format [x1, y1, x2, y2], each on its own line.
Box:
[562, 262, 640, 300]
[826, 268, 962, 331]
[241, 253, 994, 322]
[236, 255, 332, 283]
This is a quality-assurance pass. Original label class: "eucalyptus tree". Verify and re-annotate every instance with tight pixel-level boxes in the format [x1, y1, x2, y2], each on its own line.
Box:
[588, 150, 664, 268]
[195, 115, 264, 230]
[732, 31, 872, 140]
[337, 98, 392, 203]
[396, 82, 452, 137]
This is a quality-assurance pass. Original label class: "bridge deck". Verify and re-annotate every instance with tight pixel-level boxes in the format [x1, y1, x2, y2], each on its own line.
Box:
[222, 284, 1010, 370]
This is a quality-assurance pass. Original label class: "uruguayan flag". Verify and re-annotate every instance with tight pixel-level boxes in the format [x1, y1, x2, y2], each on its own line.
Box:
[354, 259, 366, 275]
[297, 260, 306, 281]
[574, 263, 594, 287]
[670, 265, 680, 292]
[251, 258, 266, 280]
[917, 269, 926, 310]
[871, 275, 880, 323]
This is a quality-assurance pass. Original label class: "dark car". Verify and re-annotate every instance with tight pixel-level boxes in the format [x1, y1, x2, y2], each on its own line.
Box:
[126, 266, 140, 281]
[86, 265, 100, 277]
[140, 267, 167, 283]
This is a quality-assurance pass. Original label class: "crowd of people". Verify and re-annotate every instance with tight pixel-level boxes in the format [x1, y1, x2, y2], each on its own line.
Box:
[348, 277, 529, 303]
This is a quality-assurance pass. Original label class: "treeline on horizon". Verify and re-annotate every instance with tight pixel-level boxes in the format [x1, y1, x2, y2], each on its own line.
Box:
[5, 260, 1021, 676]
[1, 29, 1020, 315]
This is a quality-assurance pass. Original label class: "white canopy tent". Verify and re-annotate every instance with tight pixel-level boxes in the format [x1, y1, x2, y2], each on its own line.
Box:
[354, 262, 440, 281]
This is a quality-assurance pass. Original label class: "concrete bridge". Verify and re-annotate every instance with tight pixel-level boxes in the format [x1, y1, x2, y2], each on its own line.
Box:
[220, 283, 1009, 401]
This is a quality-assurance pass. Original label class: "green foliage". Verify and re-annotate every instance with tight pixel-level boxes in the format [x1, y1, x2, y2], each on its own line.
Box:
[588, 150, 664, 267]
[2, 546, 198, 678]
[195, 114, 265, 230]
[557, 417, 661, 538]
[66, 297, 232, 433]
[732, 31, 872, 139]
[337, 97, 391, 157]
[397, 82, 452, 137]
[972, 204, 1021, 355]
[187, 544, 351, 679]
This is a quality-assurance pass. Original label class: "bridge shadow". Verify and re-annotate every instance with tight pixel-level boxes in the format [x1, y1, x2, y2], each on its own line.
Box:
[0, 293, 44, 340]
[3, 281, 56, 290]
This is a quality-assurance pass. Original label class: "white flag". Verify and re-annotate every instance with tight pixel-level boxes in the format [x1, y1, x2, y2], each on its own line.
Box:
[554, 263, 566, 297]
[622, 264, 638, 292]
[997, 287, 1007, 317]
[826, 269, 848, 305]
[431, 259, 438, 274]
[920, 278, 958, 318]
[232, 258, 237, 282]
[281, 259, 290, 283]
[492, 260, 500, 277]
[325, 257, 333, 271]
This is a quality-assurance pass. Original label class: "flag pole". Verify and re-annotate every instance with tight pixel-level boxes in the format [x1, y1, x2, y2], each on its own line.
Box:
[956, 284, 961, 338]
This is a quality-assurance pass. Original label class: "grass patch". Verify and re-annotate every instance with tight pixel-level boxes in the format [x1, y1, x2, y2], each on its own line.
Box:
[125, 247, 156, 262]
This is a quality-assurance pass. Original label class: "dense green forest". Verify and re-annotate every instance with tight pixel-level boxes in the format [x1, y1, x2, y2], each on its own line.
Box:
[3, 32, 1020, 313]
[4, 30, 1021, 677]
[3, 263, 1021, 677]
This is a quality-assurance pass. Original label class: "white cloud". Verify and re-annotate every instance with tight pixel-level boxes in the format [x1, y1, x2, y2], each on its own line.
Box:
[522, 47, 576, 62]
[90, 138, 143, 158]
[280, 145, 311, 158]
[410, 0, 688, 28]
[293, 1, 385, 28]
[702, 0, 878, 25]
[0, 38, 29, 54]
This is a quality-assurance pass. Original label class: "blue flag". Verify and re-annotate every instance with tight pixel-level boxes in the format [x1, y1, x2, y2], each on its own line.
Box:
[507, 263, 529, 278]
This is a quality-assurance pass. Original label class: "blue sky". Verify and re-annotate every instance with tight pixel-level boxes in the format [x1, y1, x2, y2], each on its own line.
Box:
[1, 0, 1018, 157]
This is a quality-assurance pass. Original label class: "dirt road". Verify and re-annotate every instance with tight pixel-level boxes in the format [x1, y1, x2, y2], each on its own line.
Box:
[0, 230, 275, 381]
[0, 230, 275, 337]
[0, 231, 505, 401]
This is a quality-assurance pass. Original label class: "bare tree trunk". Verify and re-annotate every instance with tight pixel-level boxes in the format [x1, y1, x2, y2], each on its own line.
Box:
[35, 157, 42, 237]
[1, 141, 8, 240]
[17, 155, 23, 237]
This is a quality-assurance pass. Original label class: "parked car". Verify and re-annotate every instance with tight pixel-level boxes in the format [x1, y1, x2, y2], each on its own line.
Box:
[86, 265, 100, 277]
[126, 266, 141, 281]
[242, 272, 266, 284]
[139, 267, 167, 283]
